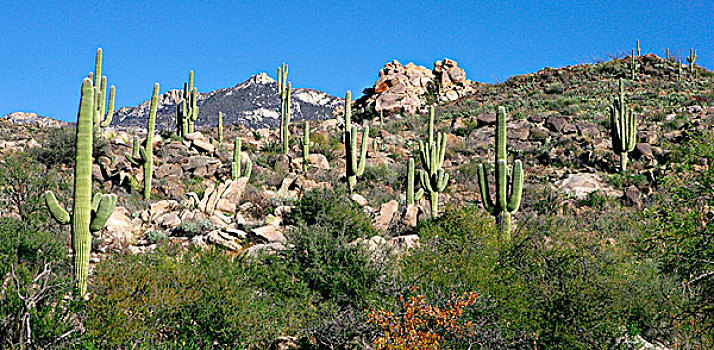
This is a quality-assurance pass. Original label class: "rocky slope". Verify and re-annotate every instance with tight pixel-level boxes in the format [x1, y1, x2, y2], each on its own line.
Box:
[1, 111, 68, 128]
[111, 73, 342, 130]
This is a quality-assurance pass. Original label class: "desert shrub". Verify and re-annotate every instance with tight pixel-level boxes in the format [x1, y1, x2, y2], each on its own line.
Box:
[0, 151, 68, 228]
[172, 218, 214, 238]
[0, 217, 77, 349]
[639, 130, 714, 346]
[286, 222, 386, 308]
[399, 205, 672, 349]
[288, 187, 376, 240]
[84, 245, 316, 348]
[31, 126, 108, 167]
[367, 290, 480, 350]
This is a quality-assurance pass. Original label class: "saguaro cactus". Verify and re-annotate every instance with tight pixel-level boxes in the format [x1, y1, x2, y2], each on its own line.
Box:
[609, 79, 637, 173]
[176, 70, 199, 137]
[278, 63, 291, 154]
[344, 92, 368, 193]
[44, 78, 117, 296]
[636, 40, 641, 56]
[218, 111, 224, 143]
[406, 157, 424, 206]
[478, 106, 524, 240]
[125, 83, 159, 200]
[299, 121, 312, 172]
[344, 91, 352, 143]
[88, 48, 115, 132]
[418, 106, 449, 218]
[686, 48, 697, 75]
[231, 137, 252, 180]
[630, 49, 638, 79]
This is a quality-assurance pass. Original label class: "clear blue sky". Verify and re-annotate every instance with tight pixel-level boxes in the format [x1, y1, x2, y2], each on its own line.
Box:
[1, 1, 712, 121]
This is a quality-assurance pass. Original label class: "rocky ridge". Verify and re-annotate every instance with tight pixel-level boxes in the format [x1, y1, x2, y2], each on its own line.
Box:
[111, 73, 343, 131]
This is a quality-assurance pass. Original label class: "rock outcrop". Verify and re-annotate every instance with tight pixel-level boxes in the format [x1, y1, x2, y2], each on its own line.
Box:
[355, 58, 474, 115]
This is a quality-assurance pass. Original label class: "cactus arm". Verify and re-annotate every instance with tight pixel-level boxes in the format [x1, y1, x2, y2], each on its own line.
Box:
[100, 85, 115, 127]
[507, 160, 524, 213]
[91, 193, 102, 212]
[477, 164, 495, 213]
[44, 191, 70, 225]
[407, 157, 417, 205]
[415, 188, 424, 201]
[428, 106, 435, 146]
[344, 91, 352, 140]
[218, 111, 223, 143]
[419, 170, 433, 193]
[89, 194, 117, 232]
[496, 107, 506, 161]
[356, 126, 369, 176]
[437, 132, 447, 169]
[244, 156, 252, 180]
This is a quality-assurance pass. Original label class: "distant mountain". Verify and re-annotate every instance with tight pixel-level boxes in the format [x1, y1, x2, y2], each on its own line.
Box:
[111, 73, 343, 131]
[1, 111, 68, 128]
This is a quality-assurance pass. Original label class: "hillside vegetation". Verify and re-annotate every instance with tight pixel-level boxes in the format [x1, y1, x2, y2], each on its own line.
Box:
[1, 48, 713, 349]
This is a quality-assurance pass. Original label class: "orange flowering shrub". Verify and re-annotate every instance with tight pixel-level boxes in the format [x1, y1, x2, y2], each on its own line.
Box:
[366, 290, 479, 350]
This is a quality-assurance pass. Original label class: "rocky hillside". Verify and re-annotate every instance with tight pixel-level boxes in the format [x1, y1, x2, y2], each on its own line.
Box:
[1, 111, 68, 128]
[111, 73, 342, 130]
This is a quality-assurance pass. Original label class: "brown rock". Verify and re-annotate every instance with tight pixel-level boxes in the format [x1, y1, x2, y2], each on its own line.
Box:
[375, 200, 399, 231]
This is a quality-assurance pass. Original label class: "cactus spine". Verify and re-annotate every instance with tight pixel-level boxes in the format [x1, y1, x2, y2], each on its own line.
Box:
[231, 137, 252, 180]
[125, 83, 159, 200]
[89, 48, 115, 132]
[218, 111, 224, 143]
[477, 107, 524, 240]
[44, 78, 117, 296]
[278, 63, 291, 154]
[609, 78, 637, 173]
[176, 70, 199, 137]
[343, 91, 368, 193]
[300, 121, 311, 172]
[418, 106, 449, 218]
[406, 157, 424, 206]
[687, 48, 697, 75]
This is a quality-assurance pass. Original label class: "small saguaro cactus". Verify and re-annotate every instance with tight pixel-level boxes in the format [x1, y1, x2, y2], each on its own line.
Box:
[343, 92, 369, 193]
[418, 106, 449, 218]
[406, 157, 424, 206]
[630, 49, 638, 79]
[665, 48, 670, 61]
[88, 48, 115, 133]
[176, 70, 199, 137]
[477, 107, 524, 240]
[218, 111, 224, 144]
[686, 48, 697, 75]
[44, 78, 117, 296]
[231, 137, 252, 180]
[299, 121, 313, 172]
[636, 39, 641, 56]
[609, 78, 637, 173]
[278, 63, 291, 154]
[125, 83, 159, 200]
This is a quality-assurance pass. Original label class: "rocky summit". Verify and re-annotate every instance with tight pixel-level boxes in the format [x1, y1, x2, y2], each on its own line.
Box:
[111, 73, 342, 130]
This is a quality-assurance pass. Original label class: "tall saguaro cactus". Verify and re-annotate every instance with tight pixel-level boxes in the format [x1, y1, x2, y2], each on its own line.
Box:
[278, 63, 291, 154]
[88, 48, 115, 133]
[687, 48, 697, 75]
[418, 106, 449, 218]
[218, 111, 224, 144]
[176, 70, 199, 137]
[630, 49, 638, 80]
[44, 78, 117, 296]
[231, 137, 252, 180]
[478, 107, 524, 240]
[406, 157, 424, 206]
[299, 121, 312, 172]
[343, 92, 368, 193]
[125, 83, 159, 200]
[609, 79, 637, 173]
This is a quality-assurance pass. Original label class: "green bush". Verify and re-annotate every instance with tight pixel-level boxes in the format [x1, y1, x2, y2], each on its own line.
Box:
[84, 245, 317, 348]
[289, 187, 376, 240]
[31, 126, 108, 167]
[172, 218, 214, 238]
[0, 218, 77, 349]
[640, 130, 714, 346]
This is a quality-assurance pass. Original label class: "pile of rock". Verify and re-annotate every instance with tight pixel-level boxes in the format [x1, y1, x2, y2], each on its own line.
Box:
[355, 58, 474, 115]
